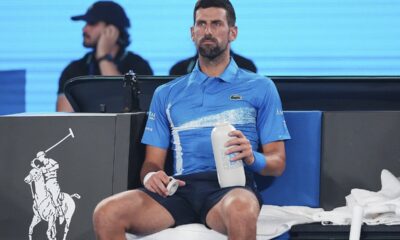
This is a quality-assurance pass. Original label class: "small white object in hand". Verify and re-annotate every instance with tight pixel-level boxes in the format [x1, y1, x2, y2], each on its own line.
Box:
[167, 177, 179, 196]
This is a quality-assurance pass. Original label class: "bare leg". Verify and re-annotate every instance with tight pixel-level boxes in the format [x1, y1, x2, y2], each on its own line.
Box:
[206, 188, 260, 240]
[93, 189, 175, 240]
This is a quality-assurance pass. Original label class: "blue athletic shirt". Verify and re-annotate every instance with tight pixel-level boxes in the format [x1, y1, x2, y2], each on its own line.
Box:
[142, 59, 290, 176]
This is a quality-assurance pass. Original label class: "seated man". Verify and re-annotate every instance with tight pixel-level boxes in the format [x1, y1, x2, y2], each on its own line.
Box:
[93, 1, 290, 240]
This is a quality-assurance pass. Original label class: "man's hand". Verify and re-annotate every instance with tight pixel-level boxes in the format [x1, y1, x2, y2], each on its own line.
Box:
[96, 25, 119, 59]
[144, 171, 186, 198]
[224, 130, 255, 165]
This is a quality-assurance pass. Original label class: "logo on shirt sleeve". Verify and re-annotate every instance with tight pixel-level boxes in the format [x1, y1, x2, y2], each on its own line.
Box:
[148, 111, 156, 121]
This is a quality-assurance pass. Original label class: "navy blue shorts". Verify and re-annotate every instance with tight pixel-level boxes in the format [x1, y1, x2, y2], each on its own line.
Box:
[139, 170, 262, 227]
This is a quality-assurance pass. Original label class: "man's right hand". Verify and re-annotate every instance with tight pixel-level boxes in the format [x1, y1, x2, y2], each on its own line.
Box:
[96, 24, 119, 59]
[144, 171, 185, 197]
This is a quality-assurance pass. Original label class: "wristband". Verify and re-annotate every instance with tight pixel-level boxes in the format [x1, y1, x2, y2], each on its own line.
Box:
[143, 172, 156, 185]
[247, 151, 267, 172]
[97, 54, 113, 62]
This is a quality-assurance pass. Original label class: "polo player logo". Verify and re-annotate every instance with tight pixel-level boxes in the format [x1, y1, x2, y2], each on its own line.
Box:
[24, 128, 81, 240]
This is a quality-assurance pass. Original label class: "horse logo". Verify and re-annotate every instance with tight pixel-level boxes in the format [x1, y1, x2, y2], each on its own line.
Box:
[24, 128, 80, 240]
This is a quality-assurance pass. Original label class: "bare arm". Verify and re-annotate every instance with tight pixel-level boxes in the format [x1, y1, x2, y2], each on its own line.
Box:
[258, 141, 286, 176]
[96, 25, 121, 76]
[56, 94, 74, 112]
[226, 130, 286, 177]
[140, 145, 168, 182]
[140, 145, 185, 197]
[97, 59, 121, 75]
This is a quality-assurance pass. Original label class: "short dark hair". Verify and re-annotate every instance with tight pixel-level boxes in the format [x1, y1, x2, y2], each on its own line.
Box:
[118, 29, 131, 49]
[193, 0, 236, 27]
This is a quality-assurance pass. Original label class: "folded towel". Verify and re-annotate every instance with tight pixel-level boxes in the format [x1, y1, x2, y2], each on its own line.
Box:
[257, 205, 323, 238]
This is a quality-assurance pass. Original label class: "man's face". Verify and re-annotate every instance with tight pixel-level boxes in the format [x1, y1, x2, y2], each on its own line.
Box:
[191, 7, 237, 60]
[82, 21, 107, 48]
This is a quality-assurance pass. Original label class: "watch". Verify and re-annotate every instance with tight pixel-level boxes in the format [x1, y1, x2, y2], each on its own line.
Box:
[97, 54, 113, 62]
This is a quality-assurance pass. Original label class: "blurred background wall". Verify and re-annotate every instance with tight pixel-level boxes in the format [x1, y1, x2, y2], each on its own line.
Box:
[0, 0, 399, 112]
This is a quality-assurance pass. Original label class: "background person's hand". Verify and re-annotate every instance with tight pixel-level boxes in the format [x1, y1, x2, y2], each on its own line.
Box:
[96, 25, 119, 59]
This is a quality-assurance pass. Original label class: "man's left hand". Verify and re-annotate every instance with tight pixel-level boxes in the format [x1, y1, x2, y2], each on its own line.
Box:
[224, 130, 254, 165]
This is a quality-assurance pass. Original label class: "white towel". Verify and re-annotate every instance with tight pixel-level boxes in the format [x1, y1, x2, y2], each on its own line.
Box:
[126, 224, 226, 240]
[256, 205, 323, 238]
[126, 205, 323, 240]
[313, 169, 400, 225]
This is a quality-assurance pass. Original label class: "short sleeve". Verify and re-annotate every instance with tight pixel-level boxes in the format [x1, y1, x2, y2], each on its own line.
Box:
[256, 80, 291, 144]
[141, 86, 171, 149]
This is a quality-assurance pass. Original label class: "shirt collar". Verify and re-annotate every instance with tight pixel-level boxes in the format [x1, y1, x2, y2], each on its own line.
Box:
[189, 57, 239, 84]
[219, 58, 239, 83]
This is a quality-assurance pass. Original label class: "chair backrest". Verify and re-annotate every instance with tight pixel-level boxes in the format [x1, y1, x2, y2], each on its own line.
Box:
[130, 111, 322, 208]
[255, 111, 322, 207]
[64, 75, 173, 113]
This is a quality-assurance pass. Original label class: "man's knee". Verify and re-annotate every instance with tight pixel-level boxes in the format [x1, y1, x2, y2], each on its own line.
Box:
[93, 196, 119, 230]
[94, 190, 176, 236]
[222, 189, 259, 222]
[93, 190, 143, 230]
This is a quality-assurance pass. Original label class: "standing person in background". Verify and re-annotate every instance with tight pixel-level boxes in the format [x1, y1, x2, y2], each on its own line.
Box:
[56, 1, 153, 112]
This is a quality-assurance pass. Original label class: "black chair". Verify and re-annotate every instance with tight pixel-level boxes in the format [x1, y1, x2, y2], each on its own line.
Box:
[64, 74, 174, 113]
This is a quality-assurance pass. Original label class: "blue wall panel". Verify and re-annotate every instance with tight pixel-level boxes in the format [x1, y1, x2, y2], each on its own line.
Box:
[0, 1, 399, 112]
[0, 70, 26, 115]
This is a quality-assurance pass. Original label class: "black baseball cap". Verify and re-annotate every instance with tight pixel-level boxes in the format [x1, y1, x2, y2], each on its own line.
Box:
[71, 1, 130, 30]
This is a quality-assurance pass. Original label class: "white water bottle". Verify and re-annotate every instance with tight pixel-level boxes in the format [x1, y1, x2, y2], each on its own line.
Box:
[211, 123, 246, 188]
